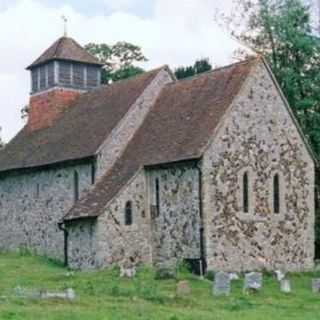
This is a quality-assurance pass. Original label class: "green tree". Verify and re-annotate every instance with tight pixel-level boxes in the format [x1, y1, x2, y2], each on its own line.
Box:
[174, 58, 212, 80]
[0, 127, 5, 150]
[85, 42, 147, 84]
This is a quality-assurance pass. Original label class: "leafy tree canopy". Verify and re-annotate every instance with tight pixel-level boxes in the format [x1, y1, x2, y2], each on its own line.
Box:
[174, 58, 212, 79]
[85, 42, 147, 84]
[0, 127, 5, 150]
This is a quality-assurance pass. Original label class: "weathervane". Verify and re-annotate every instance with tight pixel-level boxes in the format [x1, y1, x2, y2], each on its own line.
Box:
[61, 15, 68, 37]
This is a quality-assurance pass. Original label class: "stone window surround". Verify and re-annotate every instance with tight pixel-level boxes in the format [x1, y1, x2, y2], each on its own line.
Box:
[235, 167, 285, 221]
[268, 171, 285, 220]
[236, 166, 256, 219]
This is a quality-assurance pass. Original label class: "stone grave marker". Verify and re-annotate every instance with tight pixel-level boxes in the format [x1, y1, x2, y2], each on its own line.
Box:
[120, 265, 136, 278]
[213, 271, 230, 296]
[176, 281, 190, 295]
[244, 272, 262, 292]
[311, 279, 320, 293]
[280, 279, 291, 293]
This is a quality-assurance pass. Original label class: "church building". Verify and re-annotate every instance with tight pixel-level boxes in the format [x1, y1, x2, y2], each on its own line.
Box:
[0, 36, 315, 272]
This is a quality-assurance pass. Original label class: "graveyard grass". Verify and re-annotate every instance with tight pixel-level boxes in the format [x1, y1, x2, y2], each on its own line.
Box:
[0, 252, 319, 319]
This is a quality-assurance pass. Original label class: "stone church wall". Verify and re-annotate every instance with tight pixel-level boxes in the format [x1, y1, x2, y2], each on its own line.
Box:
[68, 171, 151, 269]
[0, 162, 93, 258]
[202, 61, 315, 272]
[147, 164, 201, 269]
[67, 163, 201, 270]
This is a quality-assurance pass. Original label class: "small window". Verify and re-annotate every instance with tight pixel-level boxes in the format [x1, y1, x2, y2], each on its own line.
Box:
[155, 178, 160, 217]
[74, 171, 79, 202]
[243, 171, 249, 213]
[273, 174, 280, 214]
[91, 163, 96, 185]
[125, 201, 133, 226]
[35, 183, 40, 198]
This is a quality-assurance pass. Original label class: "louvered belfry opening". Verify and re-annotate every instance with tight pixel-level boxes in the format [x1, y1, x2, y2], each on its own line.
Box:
[30, 60, 101, 94]
[26, 36, 103, 131]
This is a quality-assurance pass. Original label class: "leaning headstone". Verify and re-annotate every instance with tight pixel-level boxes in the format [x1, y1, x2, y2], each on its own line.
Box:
[213, 271, 230, 296]
[280, 279, 291, 293]
[244, 272, 262, 292]
[176, 281, 190, 295]
[311, 278, 320, 293]
[120, 266, 136, 278]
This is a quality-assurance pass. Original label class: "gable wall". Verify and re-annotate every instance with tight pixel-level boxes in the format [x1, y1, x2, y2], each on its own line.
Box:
[202, 61, 314, 272]
[0, 163, 93, 258]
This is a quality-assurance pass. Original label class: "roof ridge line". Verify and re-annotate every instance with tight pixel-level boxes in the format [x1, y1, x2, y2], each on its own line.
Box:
[169, 56, 258, 85]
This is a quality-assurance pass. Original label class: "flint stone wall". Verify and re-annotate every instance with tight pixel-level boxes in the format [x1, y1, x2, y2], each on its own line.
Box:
[67, 171, 151, 269]
[67, 164, 201, 269]
[0, 163, 93, 258]
[148, 164, 201, 268]
[202, 61, 315, 272]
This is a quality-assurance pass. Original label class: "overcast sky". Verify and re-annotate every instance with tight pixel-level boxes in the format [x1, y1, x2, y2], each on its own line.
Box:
[0, 0, 246, 141]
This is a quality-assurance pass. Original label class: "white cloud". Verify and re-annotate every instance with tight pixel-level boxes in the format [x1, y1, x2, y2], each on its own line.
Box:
[95, 0, 144, 10]
[0, 0, 239, 142]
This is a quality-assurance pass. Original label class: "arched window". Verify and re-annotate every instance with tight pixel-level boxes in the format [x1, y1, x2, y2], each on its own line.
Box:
[155, 178, 160, 217]
[243, 171, 249, 213]
[125, 201, 133, 226]
[74, 171, 79, 202]
[273, 174, 280, 214]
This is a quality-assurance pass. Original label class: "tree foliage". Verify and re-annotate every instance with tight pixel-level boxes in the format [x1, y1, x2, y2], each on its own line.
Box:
[85, 42, 147, 84]
[174, 58, 212, 79]
[223, 0, 320, 156]
[0, 127, 5, 150]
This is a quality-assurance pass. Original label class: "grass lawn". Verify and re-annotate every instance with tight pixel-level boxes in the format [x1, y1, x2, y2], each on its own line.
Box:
[0, 252, 319, 319]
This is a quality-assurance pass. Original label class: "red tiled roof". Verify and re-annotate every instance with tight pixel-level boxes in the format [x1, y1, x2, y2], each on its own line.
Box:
[26, 37, 103, 70]
[0, 67, 166, 173]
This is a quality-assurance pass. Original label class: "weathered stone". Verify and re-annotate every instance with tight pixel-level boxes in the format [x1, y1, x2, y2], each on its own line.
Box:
[311, 279, 320, 293]
[244, 272, 262, 292]
[176, 281, 190, 295]
[229, 272, 239, 280]
[120, 266, 136, 278]
[213, 271, 230, 296]
[202, 62, 314, 272]
[280, 279, 291, 293]
[275, 270, 286, 282]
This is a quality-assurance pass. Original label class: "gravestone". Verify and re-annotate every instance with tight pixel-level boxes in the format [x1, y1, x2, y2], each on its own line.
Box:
[280, 279, 291, 293]
[274, 270, 285, 282]
[120, 266, 136, 278]
[244, 272, 262, 292]
[311, 279, 320, 293]
[176, 281, 190, 295]
[213, 271, 230, 296]
[229, 272, 239, 280]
